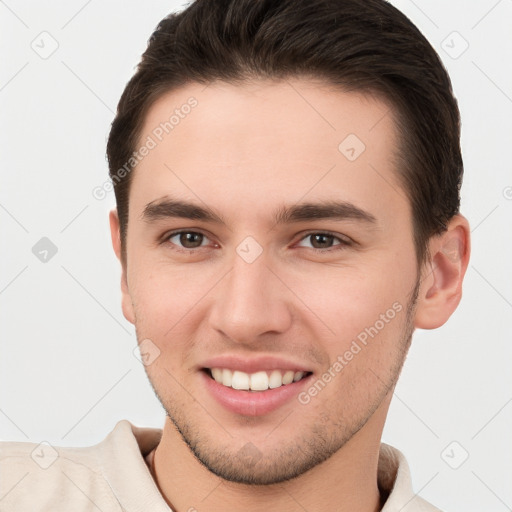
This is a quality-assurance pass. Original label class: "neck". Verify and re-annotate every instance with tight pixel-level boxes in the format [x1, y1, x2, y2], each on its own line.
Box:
[152, 395, 392, 512]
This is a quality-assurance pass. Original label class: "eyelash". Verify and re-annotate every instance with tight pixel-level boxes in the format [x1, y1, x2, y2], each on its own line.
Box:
[296, 231, 352, 252]
[162, 230, 352, 253]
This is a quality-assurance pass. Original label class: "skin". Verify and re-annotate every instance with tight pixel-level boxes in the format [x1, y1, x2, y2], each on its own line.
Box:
[109, 79, 470, 512]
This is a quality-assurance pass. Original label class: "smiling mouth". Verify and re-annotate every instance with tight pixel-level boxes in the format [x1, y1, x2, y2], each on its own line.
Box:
[204, 368, 312, 392]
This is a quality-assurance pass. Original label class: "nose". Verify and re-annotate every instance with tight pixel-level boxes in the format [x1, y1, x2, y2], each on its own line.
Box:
[208, 251, 293, 346]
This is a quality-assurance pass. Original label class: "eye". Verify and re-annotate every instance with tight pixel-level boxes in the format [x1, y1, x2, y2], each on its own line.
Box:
[296, 232, 350, 251]
[166, 231, 212, 250]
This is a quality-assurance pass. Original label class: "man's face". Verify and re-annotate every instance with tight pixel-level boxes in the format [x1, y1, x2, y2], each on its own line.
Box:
[116, 79, 421, 484]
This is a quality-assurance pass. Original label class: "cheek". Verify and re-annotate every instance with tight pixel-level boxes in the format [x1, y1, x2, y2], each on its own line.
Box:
[131, 253, 208, 307]
[128, 256, 218, 344]
[293, 259, 409, 334]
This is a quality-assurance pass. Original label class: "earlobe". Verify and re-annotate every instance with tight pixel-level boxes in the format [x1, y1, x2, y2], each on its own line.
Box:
[109, 209, 135, 325]
[414, 214, 471, 330]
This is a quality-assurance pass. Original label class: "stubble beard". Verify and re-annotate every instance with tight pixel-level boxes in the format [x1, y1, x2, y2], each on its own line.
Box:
[140, 278, 420, 485]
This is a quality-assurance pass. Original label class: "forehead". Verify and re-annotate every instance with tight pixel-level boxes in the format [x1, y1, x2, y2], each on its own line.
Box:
[140, 78, 395, 159]
[130, 79, 407, 226]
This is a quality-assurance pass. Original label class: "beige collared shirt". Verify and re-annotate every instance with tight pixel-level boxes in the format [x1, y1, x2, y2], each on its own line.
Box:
[0, 419, 442, 511]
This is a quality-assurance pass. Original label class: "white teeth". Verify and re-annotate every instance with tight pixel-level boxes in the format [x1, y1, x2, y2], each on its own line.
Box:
[222, 368, 232, 387]
[231, 370, 250, 390]
[211, 368, 223, 382]
[282, 370, 294, 385]
[268, 370, 283, 389]
[293, 371, 304, 382]
[250, 371, 269, 391]
[209, 368, 307, 391]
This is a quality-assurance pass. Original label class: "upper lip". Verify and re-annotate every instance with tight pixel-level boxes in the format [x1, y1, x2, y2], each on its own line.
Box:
[199, 355, 312, 374]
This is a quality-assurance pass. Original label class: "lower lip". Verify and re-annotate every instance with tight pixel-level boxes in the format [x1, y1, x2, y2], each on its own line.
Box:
[201, 371, 312, 417]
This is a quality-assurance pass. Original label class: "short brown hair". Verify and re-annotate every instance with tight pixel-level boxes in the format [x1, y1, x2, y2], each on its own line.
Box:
[107, 0, 463, 267]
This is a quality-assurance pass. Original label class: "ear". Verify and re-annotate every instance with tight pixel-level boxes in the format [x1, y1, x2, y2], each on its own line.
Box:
[109, 209, 135, 325]
[414, 214, 471, 329]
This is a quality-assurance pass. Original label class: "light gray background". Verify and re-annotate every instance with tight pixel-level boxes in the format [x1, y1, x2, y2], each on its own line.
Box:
[1, 1, 511, 511]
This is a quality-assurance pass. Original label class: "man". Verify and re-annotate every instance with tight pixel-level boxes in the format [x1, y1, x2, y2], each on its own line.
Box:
[0, 0, 470, 510]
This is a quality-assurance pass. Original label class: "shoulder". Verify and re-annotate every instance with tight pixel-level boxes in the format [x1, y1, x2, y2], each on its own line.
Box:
[0, 422, 136, 512]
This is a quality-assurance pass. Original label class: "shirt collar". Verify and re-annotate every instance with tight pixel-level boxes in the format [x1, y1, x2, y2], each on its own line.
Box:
[99, 420, 429, 512]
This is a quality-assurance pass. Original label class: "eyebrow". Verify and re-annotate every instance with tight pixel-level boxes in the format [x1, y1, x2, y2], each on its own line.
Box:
[141, 197, 378, 227]
[142, 198, 226, 224]
[273, 201, 377, 225]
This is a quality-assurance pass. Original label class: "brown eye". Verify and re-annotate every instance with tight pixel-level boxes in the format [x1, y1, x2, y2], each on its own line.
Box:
[309, 234, 335, 248]
[296, 232, 349, 251]
[168, 231, 208, 249]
